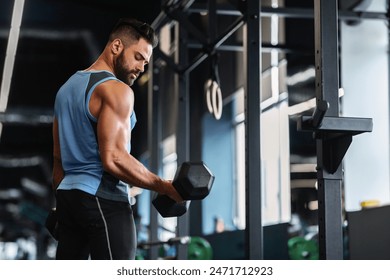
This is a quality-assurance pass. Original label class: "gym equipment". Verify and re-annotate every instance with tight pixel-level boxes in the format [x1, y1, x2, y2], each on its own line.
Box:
[152, 161, 214, 217]
[296, 0, 373, 260]
[187, 236, 213, 260]
[204, 53, 223, 120]
[288, 236, 319, 260]
[138, 236, 191, 249]
[137, 236, 213, 260]
[205, 78, 222, 120]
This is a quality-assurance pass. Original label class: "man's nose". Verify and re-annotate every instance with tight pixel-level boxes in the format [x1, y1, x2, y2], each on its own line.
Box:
[136, 62, 145, 73]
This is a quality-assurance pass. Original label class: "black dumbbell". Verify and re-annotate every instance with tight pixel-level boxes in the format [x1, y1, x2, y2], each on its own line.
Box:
[152, 161, 214, 217]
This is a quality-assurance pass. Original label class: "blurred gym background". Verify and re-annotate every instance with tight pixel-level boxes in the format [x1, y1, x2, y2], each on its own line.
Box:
[0, 0, 389, 260]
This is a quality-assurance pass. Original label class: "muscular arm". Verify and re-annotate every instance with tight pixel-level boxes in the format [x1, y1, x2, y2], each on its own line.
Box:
[91, 81, 182, 202]
[52, 117, 64, 191]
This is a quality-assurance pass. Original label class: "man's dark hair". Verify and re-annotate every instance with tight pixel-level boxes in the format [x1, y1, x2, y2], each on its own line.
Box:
[109, 18, 158, 48]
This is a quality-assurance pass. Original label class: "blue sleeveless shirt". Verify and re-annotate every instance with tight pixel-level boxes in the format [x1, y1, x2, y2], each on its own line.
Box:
[54, 70, 136, 202]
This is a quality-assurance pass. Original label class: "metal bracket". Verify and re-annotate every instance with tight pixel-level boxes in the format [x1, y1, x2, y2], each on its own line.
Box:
[297, 106, 373, 174]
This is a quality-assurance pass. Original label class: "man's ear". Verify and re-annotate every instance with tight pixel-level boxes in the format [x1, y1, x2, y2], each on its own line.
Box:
[111, 38, 123, 55]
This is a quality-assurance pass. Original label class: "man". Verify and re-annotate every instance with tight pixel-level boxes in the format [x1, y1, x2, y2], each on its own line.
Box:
[52, 18, 182, 260]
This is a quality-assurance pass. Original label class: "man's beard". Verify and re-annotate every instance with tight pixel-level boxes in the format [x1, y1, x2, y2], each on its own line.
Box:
[114, 52, 137, 86]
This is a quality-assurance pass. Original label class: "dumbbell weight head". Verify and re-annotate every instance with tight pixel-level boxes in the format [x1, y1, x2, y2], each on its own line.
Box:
[153, 161, 214, 217]
[152, 194, 191, 217]
[173, 161, 214, 200]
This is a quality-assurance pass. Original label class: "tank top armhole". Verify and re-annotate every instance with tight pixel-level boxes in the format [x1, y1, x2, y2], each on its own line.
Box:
[85, 75, 117, 122]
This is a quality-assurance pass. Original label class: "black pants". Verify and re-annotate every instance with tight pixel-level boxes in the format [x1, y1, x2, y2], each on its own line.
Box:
[55, 189, 136, 260]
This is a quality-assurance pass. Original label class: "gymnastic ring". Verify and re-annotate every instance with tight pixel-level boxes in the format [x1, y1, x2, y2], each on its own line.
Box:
[204, 78, 213, 114]
[211, 80, 223, 120]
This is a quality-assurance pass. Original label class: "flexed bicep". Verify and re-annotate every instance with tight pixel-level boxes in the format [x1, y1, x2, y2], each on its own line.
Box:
[93, 81, 134, 170]
[89, 79, 174, 195]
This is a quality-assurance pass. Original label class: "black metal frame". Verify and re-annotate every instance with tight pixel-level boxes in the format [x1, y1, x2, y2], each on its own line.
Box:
[297, 0, 373, 259]
[189, 3, 390, 21]
[175, 20, 191, 260]
[147, 58, 162, 260]
[244, 0, 263, 260]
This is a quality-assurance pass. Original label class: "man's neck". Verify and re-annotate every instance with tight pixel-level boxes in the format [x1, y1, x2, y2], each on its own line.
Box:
[85, 55, 114, 73]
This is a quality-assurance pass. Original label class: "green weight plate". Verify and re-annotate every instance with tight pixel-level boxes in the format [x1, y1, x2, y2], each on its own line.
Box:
[188, 236, 213, 260]
[288, 236, 319, 260]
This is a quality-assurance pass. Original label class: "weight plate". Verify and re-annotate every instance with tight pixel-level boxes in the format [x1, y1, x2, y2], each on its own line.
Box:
[288, 236, 319, 260]
[188, 236, 213, 260]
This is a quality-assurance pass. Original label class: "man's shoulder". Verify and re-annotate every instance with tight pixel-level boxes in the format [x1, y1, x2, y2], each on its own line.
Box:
[97, 78, 132, 94]
[94, 79, 133, 107]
